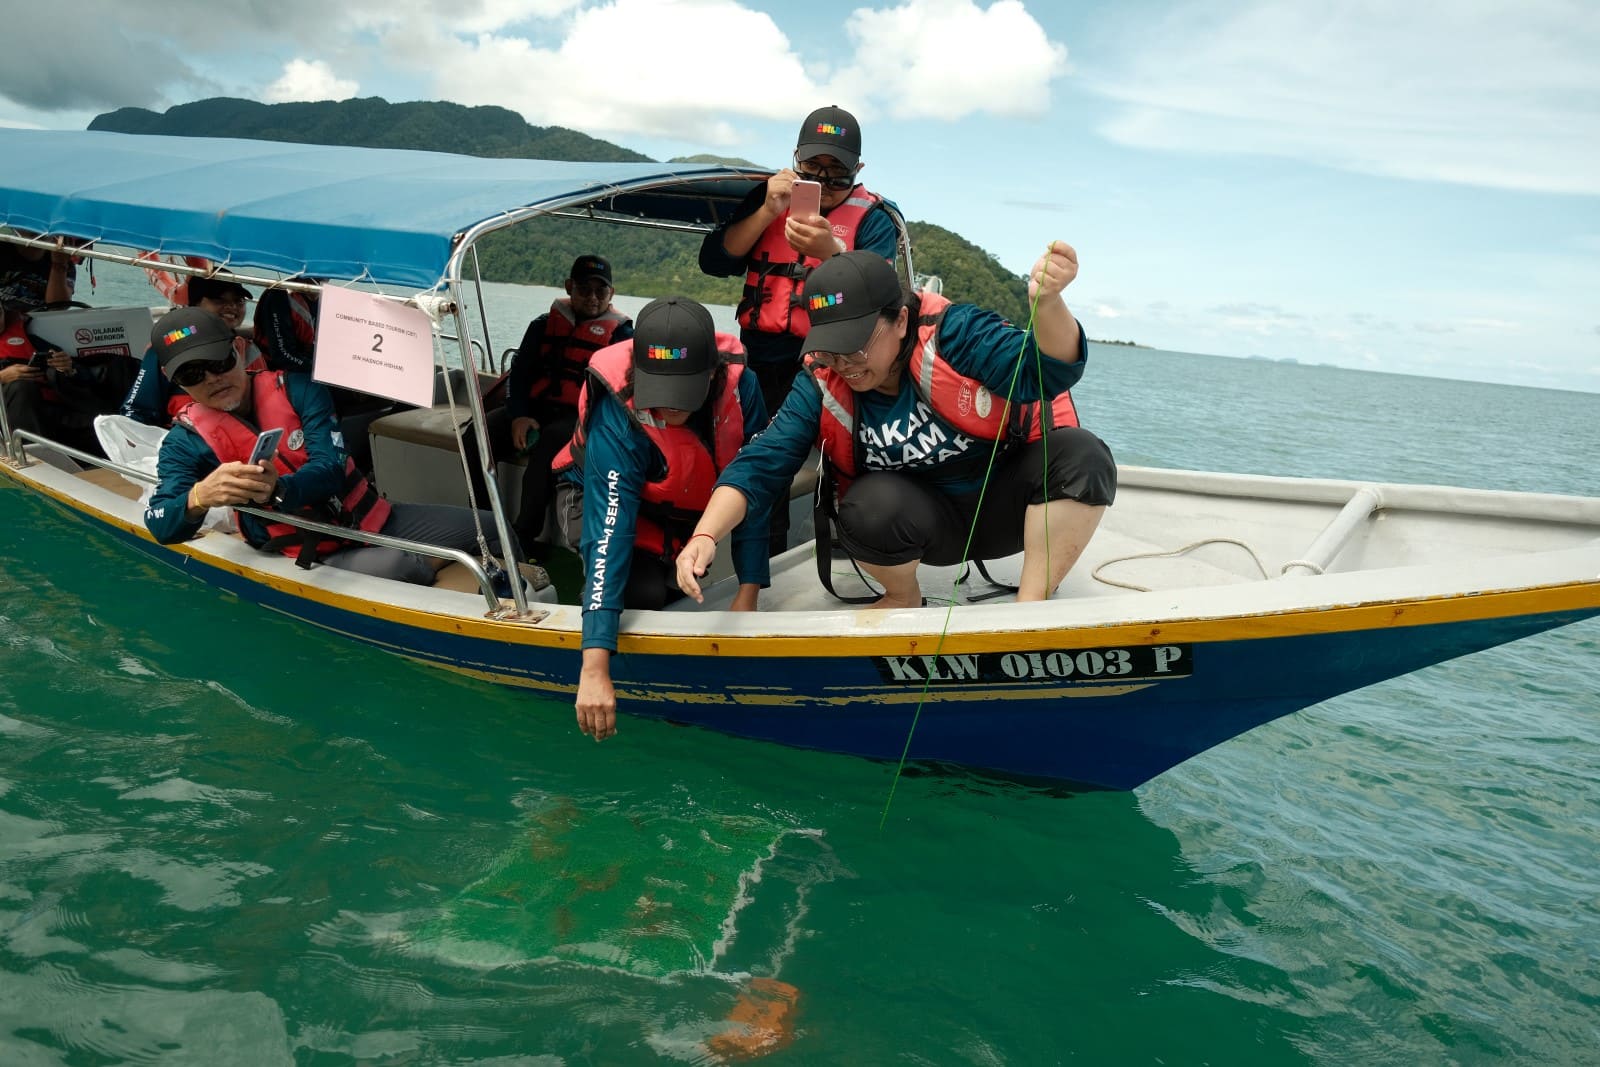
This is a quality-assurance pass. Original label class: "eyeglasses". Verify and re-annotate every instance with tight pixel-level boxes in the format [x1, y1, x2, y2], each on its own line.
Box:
[793, 159, 855, 190]
[811, 320, 884, 368]
[172, 351, 238, 388]
[204, 295, 249, 308]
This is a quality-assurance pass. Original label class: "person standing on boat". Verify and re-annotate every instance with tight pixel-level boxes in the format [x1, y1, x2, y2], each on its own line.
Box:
[699, 105, 902, 555]
[550, 297, 770, 741]
[143, 307, 533, 593]
[121, 274, 262, 427]
[676, 247, 1116, 610]
[462, 254, 633, 555]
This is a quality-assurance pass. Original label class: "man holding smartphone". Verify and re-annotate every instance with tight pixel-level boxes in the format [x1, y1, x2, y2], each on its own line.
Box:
[698, 104, 904, 554]
[143, 307, 542, 598]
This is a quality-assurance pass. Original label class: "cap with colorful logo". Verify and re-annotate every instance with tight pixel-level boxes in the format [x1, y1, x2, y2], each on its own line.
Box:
[630, 296, 717, 411]
[569, 254, 613, 285]
[795, 105, 862, 170]
[799, 251, 902, 359]
[151, 307, 237, 379]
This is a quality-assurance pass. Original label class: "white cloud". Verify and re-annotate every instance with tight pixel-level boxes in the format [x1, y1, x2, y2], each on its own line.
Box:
[264, 60, 360, 104]
[1084, 1, 1600, 195]
[418, 0, 810, 141]
[828, 0, 1068, 119]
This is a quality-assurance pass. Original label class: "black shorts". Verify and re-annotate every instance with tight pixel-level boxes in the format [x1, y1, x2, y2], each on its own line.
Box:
[834, 427, 1116, 567]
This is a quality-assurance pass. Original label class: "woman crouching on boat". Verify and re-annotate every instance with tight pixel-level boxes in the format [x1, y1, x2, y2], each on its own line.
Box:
[142, 307, 527, 592]
[676, 244, 1116, 610]
[551, 297, 771, 742]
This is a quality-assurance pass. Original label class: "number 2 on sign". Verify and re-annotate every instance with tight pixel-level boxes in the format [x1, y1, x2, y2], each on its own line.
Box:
[371, 334, 384, 352]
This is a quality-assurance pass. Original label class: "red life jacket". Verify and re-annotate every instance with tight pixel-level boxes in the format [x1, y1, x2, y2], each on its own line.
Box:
[528, 300, 630, 408]
[179, 371, 391, 564]
[553, 334, 748, 558]
[737, 185, 883, 339]
[0, 313, 34, 365]
[812, 293, 1080, 496]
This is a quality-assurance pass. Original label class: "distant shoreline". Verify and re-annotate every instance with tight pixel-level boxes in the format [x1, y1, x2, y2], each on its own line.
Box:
[1092, 339, 1150, 348]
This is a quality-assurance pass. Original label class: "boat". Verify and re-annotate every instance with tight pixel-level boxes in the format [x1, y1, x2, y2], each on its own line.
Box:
[4, 129, 1598, 791]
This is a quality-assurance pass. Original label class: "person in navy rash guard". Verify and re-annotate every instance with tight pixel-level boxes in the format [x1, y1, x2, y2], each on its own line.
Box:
[549, 296, 769, 741]
[676, 245, 1117, 613]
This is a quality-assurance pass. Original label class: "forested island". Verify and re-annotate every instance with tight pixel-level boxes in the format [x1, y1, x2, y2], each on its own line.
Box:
[91, 97, 1035, 323]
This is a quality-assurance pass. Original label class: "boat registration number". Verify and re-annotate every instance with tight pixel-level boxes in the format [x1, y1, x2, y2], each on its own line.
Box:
[873, 644, 1192, 685]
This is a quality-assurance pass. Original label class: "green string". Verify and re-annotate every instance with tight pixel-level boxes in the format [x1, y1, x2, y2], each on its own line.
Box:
[878, 250, 1055, 829]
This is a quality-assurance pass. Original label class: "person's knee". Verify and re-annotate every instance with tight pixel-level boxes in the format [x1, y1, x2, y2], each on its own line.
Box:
[1035, 428, 1117, 507]
[836, 475, 934, 565]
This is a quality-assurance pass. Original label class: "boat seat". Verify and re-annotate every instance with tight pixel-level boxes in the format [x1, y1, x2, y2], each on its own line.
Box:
[74, 464, 143, 501]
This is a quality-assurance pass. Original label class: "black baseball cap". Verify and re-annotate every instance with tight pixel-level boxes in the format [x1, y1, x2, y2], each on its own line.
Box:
[795, 105, 861, 170]
[152, 307, 237, 379]
[186, 274, 253, 306]
[631, 297, 717, 412]
[569, 255, 612, 285]
[800, 252, 902, 358]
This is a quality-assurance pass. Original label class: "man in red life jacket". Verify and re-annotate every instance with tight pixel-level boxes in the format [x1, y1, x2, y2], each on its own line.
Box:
[699, 105, 903, 555]
[463, 254, 633, 553]
[142, 307, 534, 595]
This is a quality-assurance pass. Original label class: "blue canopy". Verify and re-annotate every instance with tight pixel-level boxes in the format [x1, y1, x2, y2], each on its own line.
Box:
[0, 130, 765, 289]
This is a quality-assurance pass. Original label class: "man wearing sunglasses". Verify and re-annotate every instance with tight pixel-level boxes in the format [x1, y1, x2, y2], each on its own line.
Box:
[143, 307, 531, 594]
[699, 104, 902, 553]
[464, 254, 633, 555]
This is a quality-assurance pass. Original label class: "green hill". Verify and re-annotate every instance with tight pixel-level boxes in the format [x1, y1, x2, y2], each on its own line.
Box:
[88, 98, 1029, 321]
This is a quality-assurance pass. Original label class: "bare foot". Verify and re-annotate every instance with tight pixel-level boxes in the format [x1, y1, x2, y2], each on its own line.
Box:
[871, 592, 923, 610]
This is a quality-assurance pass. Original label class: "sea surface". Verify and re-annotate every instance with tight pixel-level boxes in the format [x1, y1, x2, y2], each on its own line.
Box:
[2, 265, 1598, 1064]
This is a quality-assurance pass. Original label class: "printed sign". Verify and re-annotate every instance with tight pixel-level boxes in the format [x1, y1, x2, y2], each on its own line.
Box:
[313, 285, 435, 408]
[25, 306, 153, 361]
[872, 644, 1193, 685]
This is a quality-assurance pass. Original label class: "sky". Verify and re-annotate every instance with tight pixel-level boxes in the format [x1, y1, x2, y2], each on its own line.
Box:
[3, 0, 1597, 393]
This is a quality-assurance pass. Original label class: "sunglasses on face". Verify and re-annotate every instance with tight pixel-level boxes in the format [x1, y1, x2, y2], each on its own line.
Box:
[172, 351, 238, 388]
[794, 161, 855, 190]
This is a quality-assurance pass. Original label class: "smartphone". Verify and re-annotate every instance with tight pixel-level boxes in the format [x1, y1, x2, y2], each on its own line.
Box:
[789, 179, 822, 219]
[247, 427, 284, 466]
[27, 350, 50, 370]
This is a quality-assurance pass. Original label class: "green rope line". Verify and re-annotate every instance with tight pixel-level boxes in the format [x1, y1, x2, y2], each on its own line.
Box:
[878, 251, 1055, 829]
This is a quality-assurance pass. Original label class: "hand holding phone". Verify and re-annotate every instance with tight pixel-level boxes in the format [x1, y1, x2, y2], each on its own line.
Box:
[789, 179, 822, 219]
[248, 427, 284, 466]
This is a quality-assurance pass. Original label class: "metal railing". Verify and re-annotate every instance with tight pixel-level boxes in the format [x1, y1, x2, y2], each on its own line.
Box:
[4, 429, 513, 612]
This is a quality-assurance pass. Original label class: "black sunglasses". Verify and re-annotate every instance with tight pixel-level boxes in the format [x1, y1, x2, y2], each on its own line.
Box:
[172, 351, 238, 388]
[794, 162, 855, 190]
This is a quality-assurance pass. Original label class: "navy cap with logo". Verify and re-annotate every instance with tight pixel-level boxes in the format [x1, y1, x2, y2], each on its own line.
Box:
[151, 307, 237, 379]
[630, 296, 717, 412]
[795, 105, 862, 170]
[569, 254, 613, 285]
[185, 274, 253, 306]
[800, 251, 902, 358]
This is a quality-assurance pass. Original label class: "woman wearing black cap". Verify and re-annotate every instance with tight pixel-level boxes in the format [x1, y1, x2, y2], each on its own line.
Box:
[550, 296, 771, 741]
[677, 244, 1116, 611]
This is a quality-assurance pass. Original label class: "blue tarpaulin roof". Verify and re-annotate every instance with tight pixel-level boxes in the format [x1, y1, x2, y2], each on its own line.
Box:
[0, 130, 765, 290]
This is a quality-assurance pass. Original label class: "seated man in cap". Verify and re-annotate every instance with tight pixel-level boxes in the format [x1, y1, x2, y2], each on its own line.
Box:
[463, 253, 633, 555]
[548, 296, 770, 742]
[677, 245, 1117, 613]
[142, 307, 535, 595]
[122, 273, 262, 427]
[699, 104, 902, 553]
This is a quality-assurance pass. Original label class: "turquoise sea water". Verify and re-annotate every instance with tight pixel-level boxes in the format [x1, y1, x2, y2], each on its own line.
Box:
[2, 265, 1598, 1064]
